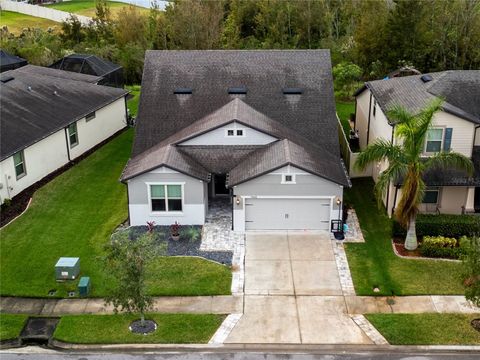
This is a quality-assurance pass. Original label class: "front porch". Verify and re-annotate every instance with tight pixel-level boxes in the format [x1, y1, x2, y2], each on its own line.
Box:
[201, 197, 242, 252]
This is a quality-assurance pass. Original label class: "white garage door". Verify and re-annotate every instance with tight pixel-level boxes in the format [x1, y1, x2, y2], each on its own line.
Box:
[245, 198, 331, 230]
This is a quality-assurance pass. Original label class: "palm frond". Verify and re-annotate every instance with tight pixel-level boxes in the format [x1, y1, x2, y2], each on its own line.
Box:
[354, 140, 406, 171]
[374, 162, 408, 208]
[414, 98, 444, 143]
[395, 167, 425, 226]
[387, 104, 415, 126]
[424, 151, 474, 176]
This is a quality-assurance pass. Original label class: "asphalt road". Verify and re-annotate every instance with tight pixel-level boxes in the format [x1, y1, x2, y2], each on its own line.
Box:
[1, 347, 480, 360]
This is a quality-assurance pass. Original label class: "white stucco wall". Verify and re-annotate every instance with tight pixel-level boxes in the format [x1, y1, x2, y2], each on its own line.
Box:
[178, 121, 277, 146]
[127, 166, 207, 226]
[0, 96, 127, 204]
[0, 129, 68, 202]
[232, 165, 343, 232]
[69, 98, 127, 159]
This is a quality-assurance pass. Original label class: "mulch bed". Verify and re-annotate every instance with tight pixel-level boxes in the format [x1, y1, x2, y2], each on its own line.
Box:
[472, 319, 480, 332]
[0, 128, 128, 228]
[128, 225, 233, 266]
[392, 237, 423, 258]
[129, 319, 157, 334]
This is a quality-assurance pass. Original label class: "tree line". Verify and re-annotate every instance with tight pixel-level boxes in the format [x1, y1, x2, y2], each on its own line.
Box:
[1, 0, 479, 86]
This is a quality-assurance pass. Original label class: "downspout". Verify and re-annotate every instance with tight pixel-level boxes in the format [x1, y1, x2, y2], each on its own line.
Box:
[231, 192, 234, 231]
[385, 124, 395, 216]
[366, 91, 373, 145]
[126, 182, 131, 225]
[473, 125, 480, 148]
[64, 128, 71, 162]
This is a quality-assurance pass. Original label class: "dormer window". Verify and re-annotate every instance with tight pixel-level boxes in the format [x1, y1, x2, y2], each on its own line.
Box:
[236, 129, 243, 136]
[227, 129, 235, 136]
[281, 174, 296, 184]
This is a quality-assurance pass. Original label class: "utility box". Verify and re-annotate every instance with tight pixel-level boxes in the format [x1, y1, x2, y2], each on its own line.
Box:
[78, 276, 91, 297]
[55, 257, 80, 280]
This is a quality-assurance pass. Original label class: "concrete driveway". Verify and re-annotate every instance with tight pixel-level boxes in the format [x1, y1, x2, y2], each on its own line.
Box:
[226, 232, 372, 344]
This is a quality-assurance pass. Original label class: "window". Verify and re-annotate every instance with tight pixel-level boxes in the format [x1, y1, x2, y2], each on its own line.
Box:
[86, 111, 96, 122]
[281, 174, 296, 184]
[425, 128, 444, 153]
[150, 184, 183, 212]
[423, 187, 439, 204]
[68, 123, 78, 148]
[13, 150, 26, 179]
[225, 128, 245, 137]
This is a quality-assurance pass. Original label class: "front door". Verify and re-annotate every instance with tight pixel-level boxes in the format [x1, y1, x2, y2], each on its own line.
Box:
[214, 174, 230, 197]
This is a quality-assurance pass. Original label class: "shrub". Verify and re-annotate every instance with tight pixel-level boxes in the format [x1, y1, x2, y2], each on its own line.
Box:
[462, 236, 480, 307]
[393, 214, 480, 238]
[419, 236, 465, 259]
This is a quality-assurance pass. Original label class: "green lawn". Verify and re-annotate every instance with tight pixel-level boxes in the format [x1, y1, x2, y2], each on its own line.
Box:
[344, 178, 464, 296]
[126, 84, 141, 116]
[0, 10, 58, 34]
[366, 313, 480, 345]
[0, 314, 28, 341]
[46, 0, 149, 18]
[336, 101, 355, 136]
[54, 313, 225, 344]
[0, 130, 231, 298]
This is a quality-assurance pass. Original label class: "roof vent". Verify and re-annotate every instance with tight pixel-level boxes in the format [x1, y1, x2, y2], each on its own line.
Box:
[228, 87, 247, 95]
[174, 88, 193, 94]
[53, 90, 59, 96]
[282, 87, 303, 95]
[421, 74, 433, 83]
[0, 75, 14, 84]
[27, 86, 32, 91]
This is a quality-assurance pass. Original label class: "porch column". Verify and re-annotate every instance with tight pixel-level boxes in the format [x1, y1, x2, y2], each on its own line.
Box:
[465, 187, 475, 213]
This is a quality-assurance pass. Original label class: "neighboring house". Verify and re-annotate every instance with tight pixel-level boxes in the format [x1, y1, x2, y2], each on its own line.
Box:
[121, 50, 350, 232]
[0, 50, 27, 73]
[0, 65, 128, 204]
[49, 54, 124, 88]
[352, 70, 480, 216]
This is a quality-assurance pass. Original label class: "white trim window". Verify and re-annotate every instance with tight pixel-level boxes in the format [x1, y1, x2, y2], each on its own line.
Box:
[425, 128, 443, 153]
[68, 122, 79, 148]
[13, 150, 26, 179]
[150, 184, 183, 212]
[281, 174, 296, 184]
[422, 187, 440, 204]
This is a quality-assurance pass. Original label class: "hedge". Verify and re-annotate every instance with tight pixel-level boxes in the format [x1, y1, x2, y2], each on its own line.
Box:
[419, 236, 465, 259]
[393, 214, 480, 238]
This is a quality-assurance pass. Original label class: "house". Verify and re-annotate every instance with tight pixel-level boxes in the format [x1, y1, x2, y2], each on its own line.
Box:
[0, 50, 27, 73]
[0, 65, 129, 204]
[121, 50, 350, 232]
[49, 54, 124, 88]
[352, 70, 480, 216]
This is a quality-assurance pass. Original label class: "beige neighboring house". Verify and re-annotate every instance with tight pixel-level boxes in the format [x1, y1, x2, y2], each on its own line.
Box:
[350, 70, 480, 216]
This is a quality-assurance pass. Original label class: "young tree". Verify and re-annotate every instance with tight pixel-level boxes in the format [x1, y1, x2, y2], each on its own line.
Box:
[355, 99, 474, 250]
[463, 236, 480, 307]
[332, 61, 362, 100]
[104, 228, 161, 327]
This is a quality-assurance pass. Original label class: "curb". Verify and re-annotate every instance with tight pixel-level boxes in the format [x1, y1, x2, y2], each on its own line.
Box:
[2, 340, 479, 353]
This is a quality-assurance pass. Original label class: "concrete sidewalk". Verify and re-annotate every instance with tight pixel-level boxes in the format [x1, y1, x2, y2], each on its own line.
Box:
[0, 295, 243, 315]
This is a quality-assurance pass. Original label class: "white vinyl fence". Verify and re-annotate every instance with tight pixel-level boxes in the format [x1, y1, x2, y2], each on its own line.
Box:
[0, 0, 91, 25]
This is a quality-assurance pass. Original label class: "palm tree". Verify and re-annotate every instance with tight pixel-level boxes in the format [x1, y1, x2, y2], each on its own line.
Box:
[355, 98, 474, 250]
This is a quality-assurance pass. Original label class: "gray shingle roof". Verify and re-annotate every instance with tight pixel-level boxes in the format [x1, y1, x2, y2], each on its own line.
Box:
[133, 50, 340, 157]
[0, 67, 128, 161]
[121, 144, 210, 181]
[13, 64, 103, 84]
[228, 139, 350, 187]
[124, 50, 349, 187]
[358, 70, 480, 124]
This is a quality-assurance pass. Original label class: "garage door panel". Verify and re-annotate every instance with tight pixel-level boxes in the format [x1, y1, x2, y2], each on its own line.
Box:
[245, 198, 331, 230]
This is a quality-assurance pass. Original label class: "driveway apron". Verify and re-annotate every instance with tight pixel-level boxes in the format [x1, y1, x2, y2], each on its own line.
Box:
[225, 232, 372, 344]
